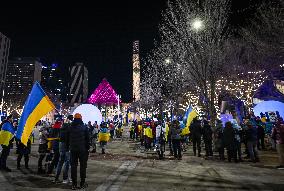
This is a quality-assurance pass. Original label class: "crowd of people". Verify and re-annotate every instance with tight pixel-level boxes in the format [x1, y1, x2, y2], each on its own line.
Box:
[0, 111, 283, 190]
[0, 113, 115, 190]
[129, 113, 284, 168]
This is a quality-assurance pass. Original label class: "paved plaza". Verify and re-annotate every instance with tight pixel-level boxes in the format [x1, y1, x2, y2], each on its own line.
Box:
[0, 127, 283, 191]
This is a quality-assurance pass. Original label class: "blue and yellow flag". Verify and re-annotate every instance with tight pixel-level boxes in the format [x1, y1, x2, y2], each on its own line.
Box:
[16, 82, 55, 145]
[98, 132, 110, 142]
[144, 127, 153, 138]
[184, 106, 198, 128]
[0, 121, 15, 146]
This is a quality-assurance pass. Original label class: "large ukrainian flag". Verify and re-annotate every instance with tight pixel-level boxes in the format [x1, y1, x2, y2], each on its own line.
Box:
[0, 121, 15, 146]
[184, 106, 198, 128]
[16, 82, 55, 145]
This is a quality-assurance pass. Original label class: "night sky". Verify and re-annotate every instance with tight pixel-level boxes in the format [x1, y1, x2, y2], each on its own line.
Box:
[0, 0, 263, 103]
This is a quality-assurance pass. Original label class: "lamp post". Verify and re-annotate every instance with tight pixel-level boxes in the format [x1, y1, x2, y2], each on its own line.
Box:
[165, 58, 171, 65]
[191, 18, 204, 32]
[117, 94, 121, 121]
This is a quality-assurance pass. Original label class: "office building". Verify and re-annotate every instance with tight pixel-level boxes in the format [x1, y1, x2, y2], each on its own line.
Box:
[68, 62, 88, 104]
[5, 57, 42, 105]
[0, 33, 10, 102]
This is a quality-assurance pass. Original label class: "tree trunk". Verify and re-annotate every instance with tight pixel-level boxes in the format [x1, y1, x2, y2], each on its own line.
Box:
[209, 81, 216, 127]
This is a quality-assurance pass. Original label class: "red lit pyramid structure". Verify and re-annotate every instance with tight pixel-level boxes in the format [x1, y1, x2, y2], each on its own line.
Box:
[88, 78, 121, 105]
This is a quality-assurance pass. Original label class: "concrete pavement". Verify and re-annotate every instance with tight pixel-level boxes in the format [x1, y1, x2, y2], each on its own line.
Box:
[0, 127, 284, 191]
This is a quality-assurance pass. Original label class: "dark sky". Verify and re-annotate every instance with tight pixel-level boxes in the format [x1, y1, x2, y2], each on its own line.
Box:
[0, 0, 263, 102]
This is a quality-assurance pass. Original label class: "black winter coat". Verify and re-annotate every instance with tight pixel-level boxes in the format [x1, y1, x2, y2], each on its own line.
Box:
[223, 127, 235, 147]
[190, 120, 202, 139]
[203, 124, 213, 141]
[60, 123, 70, 143]
[66, 119, 90, 152]
[16, 139, 31, 155]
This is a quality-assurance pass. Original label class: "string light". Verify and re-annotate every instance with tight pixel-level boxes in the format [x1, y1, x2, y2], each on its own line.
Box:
[0, 101, 23, 116]
[88, 78, 121, 105]
[180, 70, 268, 117]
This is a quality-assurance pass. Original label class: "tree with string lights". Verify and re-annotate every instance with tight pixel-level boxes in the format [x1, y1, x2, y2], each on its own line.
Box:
[241, 1, 283, 73]
[142, 0, 283, 122]
[147, 0, 232, 122]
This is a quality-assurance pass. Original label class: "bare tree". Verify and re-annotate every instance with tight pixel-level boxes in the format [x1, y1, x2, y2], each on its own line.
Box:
[241, 1, 284, 72]
[141, 40, 188, 120]
[150, 0, 232, 123]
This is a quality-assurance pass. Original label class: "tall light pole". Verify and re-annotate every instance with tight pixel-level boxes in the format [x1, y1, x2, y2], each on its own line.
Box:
[117, 94, 121, 121]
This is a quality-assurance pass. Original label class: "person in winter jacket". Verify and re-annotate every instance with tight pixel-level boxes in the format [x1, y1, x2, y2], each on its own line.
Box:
[272, 118, 284, 168]
[0, 115, 15, 172]
[190, 118, 202, 157]
[214, 120, 225, 160]
[202, 120, 213, 158]
[151, 121, 157, 145]
[47, 120, 61, 175]
[155, 121, 162, 144]
[109, 121, 115, 139]
[232, 121, 243, 162]
[54, 115, 73, 184]
[223, 122, 236, 162]
[167, 121, 174, 155]
[91, 121, 99, 153]
[99, 122, 110, 154]
[170, 120, 182, 159]
[246, 121, 259, 162]
[256, 118, 265, 150]
[38, 122, 50, 174]
[66, 113, 90, 190]
[144, 122, 153, 150]
[16, 134, 32, 169]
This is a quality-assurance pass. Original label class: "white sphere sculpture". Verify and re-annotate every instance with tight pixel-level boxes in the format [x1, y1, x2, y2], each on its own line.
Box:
[72, 104, 103, 125]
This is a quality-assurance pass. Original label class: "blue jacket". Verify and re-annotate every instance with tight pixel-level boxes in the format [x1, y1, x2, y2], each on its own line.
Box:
[100, 127, 108, 133]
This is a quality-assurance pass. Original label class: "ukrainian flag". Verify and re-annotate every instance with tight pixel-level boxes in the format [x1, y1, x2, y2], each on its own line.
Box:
[98, 132, 110, 142]
[184, 106, 198, 128]
[0, 121, 15, 146]
[16, 82, 55, 146]
[144, 127, 153, 138]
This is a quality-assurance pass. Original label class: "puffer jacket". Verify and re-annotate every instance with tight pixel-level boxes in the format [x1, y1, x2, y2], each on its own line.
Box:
[190, 120, 202, 139]
[203, 124, 213, 141]
[170, 127, 182, 140]
[66, 119, 90, 152]
[60, 123, 70, 143]
[223, 126, 235, 147]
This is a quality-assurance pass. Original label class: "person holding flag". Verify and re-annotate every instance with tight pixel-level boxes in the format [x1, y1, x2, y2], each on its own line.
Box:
[16, 133, 33, 169]
[0, 114, 16, 172]
[16, 82, 55, 147]
[170, 120, 182, 160]
[144, 122, 153, 151]
[98, 122, 110, 154]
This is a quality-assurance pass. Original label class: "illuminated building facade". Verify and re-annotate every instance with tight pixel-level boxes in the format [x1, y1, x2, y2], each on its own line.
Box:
[0, 33, 10, 102]
[68, 62, 88, 104]
[5, 57, 42, 105]
[41, 63, 67, 103]
[132, 40, 140, 101]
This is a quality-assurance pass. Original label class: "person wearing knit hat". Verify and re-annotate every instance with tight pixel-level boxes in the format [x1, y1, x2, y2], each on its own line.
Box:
[74, 113, 82, 119]
[66, 113, 89, 189]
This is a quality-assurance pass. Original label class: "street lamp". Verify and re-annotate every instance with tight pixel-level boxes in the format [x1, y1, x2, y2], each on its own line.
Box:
[165, 58, 171, 64]
[191, 18, 204, 31]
